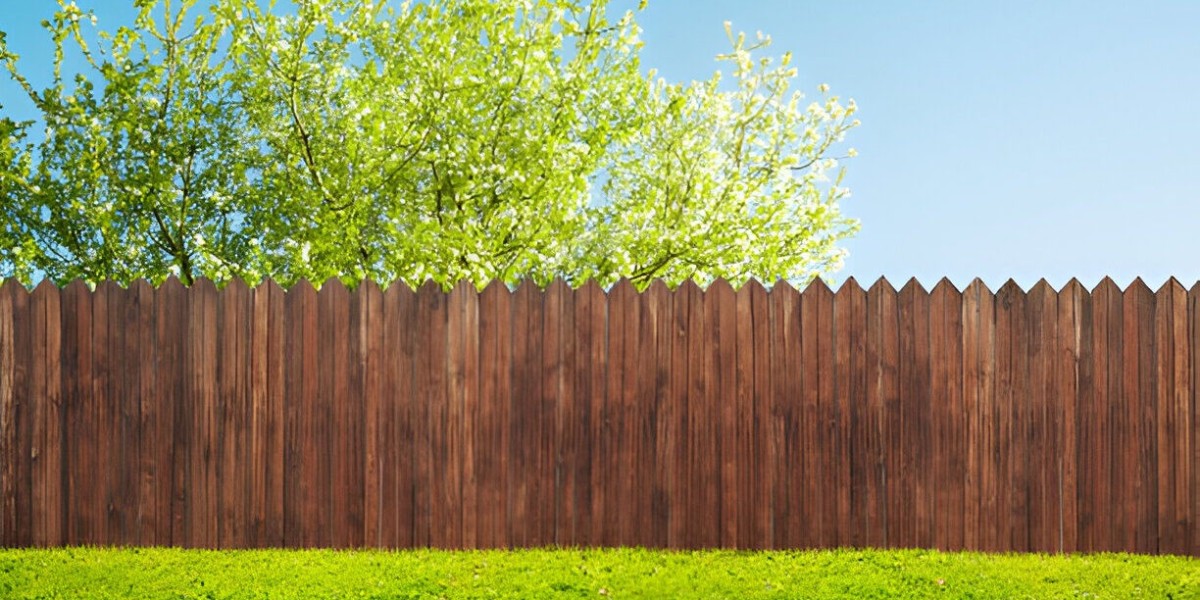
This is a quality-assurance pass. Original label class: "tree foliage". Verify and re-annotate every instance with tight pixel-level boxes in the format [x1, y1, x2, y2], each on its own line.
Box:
[1, 0, 859, 288]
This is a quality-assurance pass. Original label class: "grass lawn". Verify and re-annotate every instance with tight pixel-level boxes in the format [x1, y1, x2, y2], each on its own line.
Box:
[0, 547, 1195, 599]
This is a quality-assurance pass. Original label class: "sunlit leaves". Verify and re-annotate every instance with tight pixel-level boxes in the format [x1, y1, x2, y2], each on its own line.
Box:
[0, 0, 859, 289]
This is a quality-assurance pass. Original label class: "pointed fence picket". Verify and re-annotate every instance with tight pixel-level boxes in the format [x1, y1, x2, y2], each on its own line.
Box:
[0, 276, 1195, 555]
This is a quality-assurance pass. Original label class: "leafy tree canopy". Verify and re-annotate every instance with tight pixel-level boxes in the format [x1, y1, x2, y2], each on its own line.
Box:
[0, 0, 859, 289]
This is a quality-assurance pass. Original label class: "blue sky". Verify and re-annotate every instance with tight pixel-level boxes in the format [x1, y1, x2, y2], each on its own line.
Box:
[4, 1, 1199, 290]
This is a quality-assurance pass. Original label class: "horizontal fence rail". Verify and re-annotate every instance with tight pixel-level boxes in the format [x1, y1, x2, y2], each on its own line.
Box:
[0, 276, 1196, 554]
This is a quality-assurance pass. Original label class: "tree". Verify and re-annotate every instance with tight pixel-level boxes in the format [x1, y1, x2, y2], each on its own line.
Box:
[1, 0, 859, 289]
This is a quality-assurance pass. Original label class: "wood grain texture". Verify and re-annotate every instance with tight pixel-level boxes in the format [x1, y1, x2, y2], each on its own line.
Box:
[0, 278, 1196, 554]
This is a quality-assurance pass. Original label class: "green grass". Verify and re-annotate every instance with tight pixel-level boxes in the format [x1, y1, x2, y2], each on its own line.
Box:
[0, 547, 1195, 599]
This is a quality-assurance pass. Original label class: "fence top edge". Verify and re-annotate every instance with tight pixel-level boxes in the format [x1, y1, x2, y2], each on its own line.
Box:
[2, 275, 1198, 296]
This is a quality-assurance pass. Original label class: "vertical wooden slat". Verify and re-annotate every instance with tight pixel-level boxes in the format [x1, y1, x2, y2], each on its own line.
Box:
[251, 279, 285, 547]
[3, 281, 31, 547]
[532, 278, 554, 547]
[386, 283, 418, 548]
[1127, 279, 1156, 553]
[0, 281, 14, 546]
[159, 277, 187, 547]
[962, 279, 994, 551]
[196, 279, 220, 548]
[643, 280, 672, 548]
[1026, 280, 1058, 553]
[130, 280, 158, 546]
[993, 281, 1014, 551]
[604, 280, 634, 546]
[116, 281, 140, 547]
[28, 282, 47, 546]
[798, 279, 823, 547]
[315, 280, 345, 547]
[1116, 279, 1139, 552]
[576, 280, 606, 548]
[344, 283, 366, 549]
[356, 281, 383, 548]
[830, 280, 855, 548]
[767, 282, 795, 549]
[1171, 278, 1191, 556]
[837, 279, 867, 549]
[706, 279, 737, 547]
[749, 281, 772, 549]
[1085, 277, 1117, 551]
[866, 279, 897, 547]
[545, 280, 572, 547]
[282, 280, 302, 548]
[283, 281, 314, 547]
[929, 279, 954, 550]
[60, 281, 93, 545]
[695, 279, 721, 548]
[217, 279, 249, 548]
[996, 280, 1029, 551]
[411, 281, 440, 547]
[901, 280, 932, 548]
[816, 280, 840, 548]
[459, 282, 481, 548]
[734, 281, 756, 548]
[1076, 279, 1099, 552]
[97, 282, 125, 545]
[1155, 280, 1178, 554]
[476, 282, 509, 548]
[625, 278, 650, 548]
[1176, 282, 1195, 556]
[444, 282, 471, 548]
[1056, 279, 1085, 552]
[666, 281, 693, 548]
[507, 281, 538, 547]
[30, 282, 63, 546]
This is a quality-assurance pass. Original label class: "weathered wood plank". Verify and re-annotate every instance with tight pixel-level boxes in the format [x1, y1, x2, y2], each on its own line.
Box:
[749, 280, 772, 549]
[644, 280, 672, 548]
[1026, 280, 1057, 553]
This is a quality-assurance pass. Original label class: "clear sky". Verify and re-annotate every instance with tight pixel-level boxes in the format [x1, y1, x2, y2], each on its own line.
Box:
[4, 1, 1199, 290]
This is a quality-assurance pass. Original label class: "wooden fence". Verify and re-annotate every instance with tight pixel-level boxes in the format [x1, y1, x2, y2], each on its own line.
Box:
[0, 276, 1196, 554]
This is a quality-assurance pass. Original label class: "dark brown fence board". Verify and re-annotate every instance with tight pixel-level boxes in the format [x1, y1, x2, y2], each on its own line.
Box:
[1074, 279, 1098, 552]
[0, 282, 13, 546]
[118, 281, 140, 547]
[841, 280, 869, 549]
[1088, 278, 1116, 551]
[60, 282, 91, 545]
[451, 280, 477, 549]
[217, 280, 248, 548]
[576, 281, 606, 548]
[1, 277, 1197, 554]
[695, 279, 721, 548]
[682, 280, 713, 548]
[768, 282, 795, 548]
[749, 281, 772, 549]
[160, 278, 186, 547]
[3, 282, 30, 546]
[1125, 280, 1153, 553]
[545, 280, 571, 546]
[646, 280, 673, 548]
[385, 283, 418, 548]
[1026, 281, 1057, 553]
[830, 281, 852, 549]
[733, 283, 754, 549]
[799, 280, 823, 547]
[1056, 280, 1083, 552]
[29, 283, 61, 546]
[997, 281, 1030, 551]
[1164, 280, 1186, 556]
[667, 281, 694, 548]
